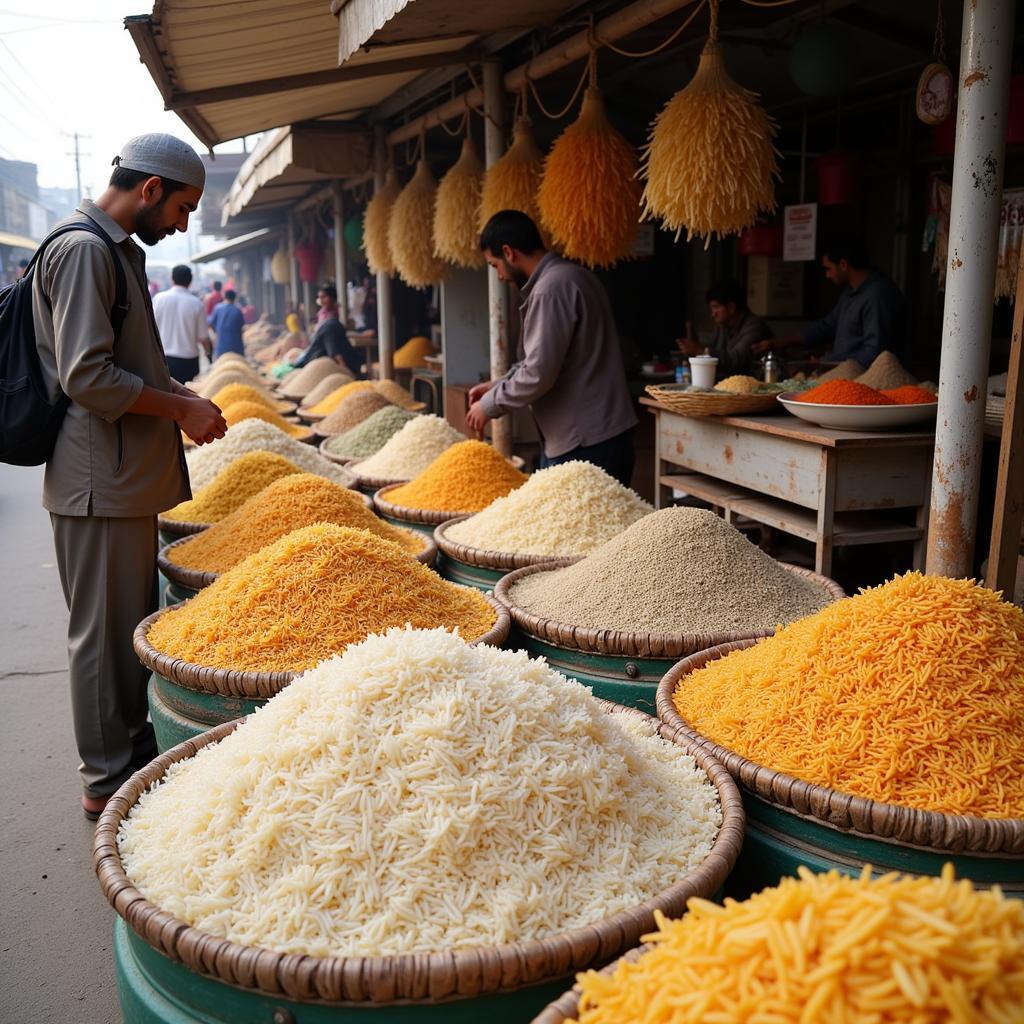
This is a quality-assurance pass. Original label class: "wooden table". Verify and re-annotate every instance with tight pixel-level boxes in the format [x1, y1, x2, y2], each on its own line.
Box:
[643, 398, 936, 576]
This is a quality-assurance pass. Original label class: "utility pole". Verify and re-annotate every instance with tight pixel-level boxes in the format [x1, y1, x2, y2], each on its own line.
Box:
[63, 132, 90, 197]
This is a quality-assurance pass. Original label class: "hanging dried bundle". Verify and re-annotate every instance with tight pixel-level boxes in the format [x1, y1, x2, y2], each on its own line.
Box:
[478, 118, 546, 232]
[538, 88, 641, 269]
[433, 138, 486, 268]
[363, 168, 400, 275]
[642, 40, 780, 245]
[388, 160, 449, 289]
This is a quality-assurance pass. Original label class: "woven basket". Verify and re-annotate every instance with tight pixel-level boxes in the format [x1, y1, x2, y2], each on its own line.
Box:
[297, 409, 326, 424]
[317, 438, 356, 467]
[374, 484, 476, 527]
[645, 384, 781, 416]
[434, 516, 574, 572]
[494, 561, 845, 661]
[133, 590, 510, 700]
[156, 514, 210, 539]
[656, 641, 1024, 856]
[347, 459, 411, 492]
[93, 702, 744, 1005]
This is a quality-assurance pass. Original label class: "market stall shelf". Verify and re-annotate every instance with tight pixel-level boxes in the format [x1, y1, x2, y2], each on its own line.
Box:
[494, 560, 843, 714]
[644, 397, 934, 576]
[657, 641, 1024, 899]
[94, 706, 745, 1024]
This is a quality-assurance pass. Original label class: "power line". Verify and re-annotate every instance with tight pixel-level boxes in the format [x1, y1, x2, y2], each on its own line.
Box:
[63, 133, 91, 198]
[0, 9, 107, 24]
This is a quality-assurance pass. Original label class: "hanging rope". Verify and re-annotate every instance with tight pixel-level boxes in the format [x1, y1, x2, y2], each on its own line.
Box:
[709, 0, 719, 43]
[737, 0, 801, 7]
[526, 55, 591, 121]
[438, 107, 470, 137]
[597, 0, 707, 58]
[933, 0, 946, 62]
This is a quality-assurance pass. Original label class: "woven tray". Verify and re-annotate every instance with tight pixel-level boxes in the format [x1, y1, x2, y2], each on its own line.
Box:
[434, 516, 573, 572]
[374, 484, 474, 526]
[347, 459, 411, 491]
[645, 384, 781, 416]
[317, 438, 357, 466]
[132, 590, 509, 700]
[494, 560, 845, 660]
[93, 702, 743, 1005]
[656, 641, 1024, 856]
[156, 514, 210, 538]
[297, 408, 326, 424]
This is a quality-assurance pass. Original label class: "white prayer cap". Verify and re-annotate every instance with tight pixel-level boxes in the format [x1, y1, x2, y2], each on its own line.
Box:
[113, 134, 205, 191]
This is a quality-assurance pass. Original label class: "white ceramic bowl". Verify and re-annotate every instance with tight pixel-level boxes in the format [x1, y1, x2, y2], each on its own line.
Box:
[776, 393, 938, 430]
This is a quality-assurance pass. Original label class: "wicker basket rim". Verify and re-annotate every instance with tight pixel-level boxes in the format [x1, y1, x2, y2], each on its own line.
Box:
[434, 517, 578, 571]
[346, 459, 412, 489]
[655, 641, 1024, 855]
[645, 384, 781, 416]
[157, 535, 219, 590]
[157, 514, 210, 536]
[493, 561, 845, 659]
[374, 485, 474, 526]
[93, 702, 744, 1005]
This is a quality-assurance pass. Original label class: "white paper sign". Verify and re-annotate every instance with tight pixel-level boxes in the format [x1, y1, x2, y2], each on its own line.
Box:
[784, 203, 818, 262]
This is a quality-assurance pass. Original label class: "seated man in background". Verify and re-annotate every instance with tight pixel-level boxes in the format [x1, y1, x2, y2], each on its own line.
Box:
[677, 280, 771, 378]
[291, 286, 363, 378]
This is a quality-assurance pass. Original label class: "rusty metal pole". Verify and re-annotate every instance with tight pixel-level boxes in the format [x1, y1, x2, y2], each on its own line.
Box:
[483, 58, 512, 456]
[925, 0, 1015, 577]
[332, 181, 349, 325]
[373, 125, 395, 380]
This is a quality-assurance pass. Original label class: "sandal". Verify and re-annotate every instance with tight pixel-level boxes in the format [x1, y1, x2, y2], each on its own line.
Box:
[82, 793, 111, 821]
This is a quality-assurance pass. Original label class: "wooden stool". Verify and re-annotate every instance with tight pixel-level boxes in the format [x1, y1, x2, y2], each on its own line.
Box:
[411, 368, 443, 415]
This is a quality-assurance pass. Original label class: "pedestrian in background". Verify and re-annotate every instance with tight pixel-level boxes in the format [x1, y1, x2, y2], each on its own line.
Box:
[31, 133, 226, 820]
[203, 279, 223, 317]
[153, 263, 210, 382]
[208, 287, 245, 358]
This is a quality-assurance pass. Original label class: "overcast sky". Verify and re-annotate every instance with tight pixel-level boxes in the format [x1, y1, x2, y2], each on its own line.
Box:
[1, 2, 245, 261]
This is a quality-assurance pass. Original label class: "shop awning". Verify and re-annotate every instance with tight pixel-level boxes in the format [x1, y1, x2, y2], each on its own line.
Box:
[190, 227, 281, 264]
[0, 231, 39, 251]
[331, 0, 584, 66]
[125, 1, 479, 148]
[222, 122, 372, 223]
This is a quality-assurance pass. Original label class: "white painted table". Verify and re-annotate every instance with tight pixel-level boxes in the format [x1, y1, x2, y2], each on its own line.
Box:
[643, 398, 935, 576]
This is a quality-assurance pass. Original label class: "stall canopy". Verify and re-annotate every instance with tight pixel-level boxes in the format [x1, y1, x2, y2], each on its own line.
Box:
[190, 227, 280, 264]
[222, 123, 372, 224]
[124, 0, 479, 148]
[0, 231, 39, 251]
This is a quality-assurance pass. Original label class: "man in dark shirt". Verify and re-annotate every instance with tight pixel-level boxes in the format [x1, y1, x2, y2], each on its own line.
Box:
[677, 280, 771, 378]
[292, 286, 363, 378]
[208, 288, 245, 358]
[754, 234, 905, 369]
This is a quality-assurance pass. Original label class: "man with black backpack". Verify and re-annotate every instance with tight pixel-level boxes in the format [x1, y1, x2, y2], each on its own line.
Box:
[26, 134, 226, 821]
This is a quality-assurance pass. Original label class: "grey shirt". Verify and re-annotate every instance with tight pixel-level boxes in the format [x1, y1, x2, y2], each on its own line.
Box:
[480, 253, 637, 458]
[32, 200, 190, 517]
[802, 270, 906, 368]
[709, 310, 771, 378]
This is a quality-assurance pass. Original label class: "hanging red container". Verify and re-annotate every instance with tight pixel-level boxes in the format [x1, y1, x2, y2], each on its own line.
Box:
[814, 150, 861, 206]
[738, 223, 783, 257]
[294, 240, 324, 284]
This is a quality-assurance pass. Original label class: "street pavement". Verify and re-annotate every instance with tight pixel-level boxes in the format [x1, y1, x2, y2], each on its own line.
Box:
[0, 463, 121, 1024]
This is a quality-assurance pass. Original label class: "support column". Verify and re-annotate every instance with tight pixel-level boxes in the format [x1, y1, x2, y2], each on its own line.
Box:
[287, 216, 299, 316]
[374, 124, 394, 380]
[925, 0, 1016, 576]
[332, 181, 349, 325]
[483, 58, 512, 456]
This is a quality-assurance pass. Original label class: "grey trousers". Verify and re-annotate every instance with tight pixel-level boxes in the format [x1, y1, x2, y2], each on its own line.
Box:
[50, 513, 159, 797]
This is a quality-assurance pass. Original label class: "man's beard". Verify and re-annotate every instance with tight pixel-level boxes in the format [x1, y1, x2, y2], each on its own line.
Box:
[135, 203, 171, 246]
[505, 261, 528, 288]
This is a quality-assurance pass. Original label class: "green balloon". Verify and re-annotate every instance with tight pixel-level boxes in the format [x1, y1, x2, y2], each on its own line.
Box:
[344, 215, 364, 252]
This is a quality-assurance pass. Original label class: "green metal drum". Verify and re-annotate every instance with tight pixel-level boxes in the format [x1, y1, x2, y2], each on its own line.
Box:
[435, 552, 504, 592]
[161, 581, 195, 607]
[148, 673, 264, 753]
[114, 919, 571, 1024]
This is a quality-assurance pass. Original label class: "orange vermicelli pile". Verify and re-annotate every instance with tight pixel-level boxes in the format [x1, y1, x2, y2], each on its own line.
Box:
[673, 572, 1024, 817]
[574, 865, 1024, 1024]
[209, 383, 288, 414]
[796, 380, 894, 405]
[882, 385, 939, 405]
[163, 451, 302, 524]
[220, 400, 313, 439]
[167, 474, 426, 572]
[386, 440, 527, 513]
[147, 524, 496, 672]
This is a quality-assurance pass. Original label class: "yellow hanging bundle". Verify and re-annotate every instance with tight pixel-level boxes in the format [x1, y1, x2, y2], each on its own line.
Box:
[433, 138, 486, 268]
[478, 118, 546, 233]
[388, 160, 449, 289]
[538, 87, 641, 269]
[363, 168, 400, 275]
[642, 10, 779, 245]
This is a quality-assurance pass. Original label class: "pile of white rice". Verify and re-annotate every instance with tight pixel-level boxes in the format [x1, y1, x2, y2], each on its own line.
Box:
[185, 419, 354, 490]
[118, 628, 721, 958]
[446, 461, 652, 555]
[354, 414, 464, 480]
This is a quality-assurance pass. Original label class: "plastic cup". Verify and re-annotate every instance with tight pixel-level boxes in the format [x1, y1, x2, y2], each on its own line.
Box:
[689, 355, 719, 388]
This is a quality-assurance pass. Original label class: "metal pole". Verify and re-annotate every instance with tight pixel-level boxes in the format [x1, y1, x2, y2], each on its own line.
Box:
[483, 58, 512, 457]
[332, 181, 349, 325]
[374, 124, 395, 380]
[287, 216, 299, 316]
[926, 0, 1016, 576]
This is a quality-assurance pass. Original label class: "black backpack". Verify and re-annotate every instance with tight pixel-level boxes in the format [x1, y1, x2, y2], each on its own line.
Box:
[0, 216, 128, 466]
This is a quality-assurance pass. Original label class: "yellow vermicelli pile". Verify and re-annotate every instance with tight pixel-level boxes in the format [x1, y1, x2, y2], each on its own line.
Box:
[147, 526, 496, 672]
[297, 373, 352, 411]
[306, 379, 375, 417]
[190, 364, 265, 399]
[642, 41, 779, 245]
[185, 420, 353, 490]
[388, 160, 448, 289]
[674, 572, 1024, 818]
[446, 461, 651, 556]
[168, 474, 424, 572]
[574, 865, 1024, 1024]
[164, 451, 301, 524]
[538, 88, 641, 269]
[355, 414, 464, 481]
[363, 168, 401, 275]
[479, 117, 547, 237]
[386, 440, 527, 513]
[210, 383, 290, 414]
[280, 358, 350, 401]
[433, 138, 486, 268]
[393, 335, 434, 370]
[119, 628, 722, 956]
[373, 379, 421, 411]
[220, 400, 312, 439]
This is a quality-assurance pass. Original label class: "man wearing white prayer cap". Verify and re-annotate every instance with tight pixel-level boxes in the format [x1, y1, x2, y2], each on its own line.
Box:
[30, 133, 227, 821]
